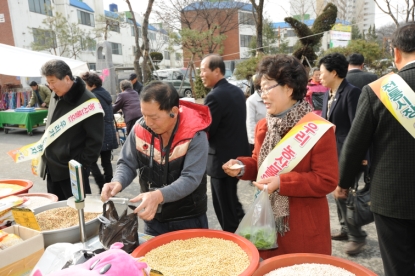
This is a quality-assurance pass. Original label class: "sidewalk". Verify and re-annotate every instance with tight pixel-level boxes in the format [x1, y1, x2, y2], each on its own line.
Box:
[0, 127, 383, 275]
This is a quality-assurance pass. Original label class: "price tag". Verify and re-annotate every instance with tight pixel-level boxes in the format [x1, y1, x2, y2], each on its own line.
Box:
[11, 207, 41, 231]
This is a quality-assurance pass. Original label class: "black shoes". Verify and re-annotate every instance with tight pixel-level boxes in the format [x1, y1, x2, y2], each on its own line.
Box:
[331, 232, 348, 241]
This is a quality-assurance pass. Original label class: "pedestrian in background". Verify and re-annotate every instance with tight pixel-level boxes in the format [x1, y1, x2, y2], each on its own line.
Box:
[305, 67, 328, 116]
[319, 53, 366, 255]
[336, 22, 415, 276]
[246, 74, 266, 152]
[27, 81, 51, 108]
[81, 72, 118, 193]
[129, 73, 143, 95]
[201, 54, 250, 233]
[113, 80, 142, 135]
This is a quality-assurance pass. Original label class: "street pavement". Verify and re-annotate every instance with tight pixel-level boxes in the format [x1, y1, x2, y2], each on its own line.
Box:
[0, 126, 384, 275]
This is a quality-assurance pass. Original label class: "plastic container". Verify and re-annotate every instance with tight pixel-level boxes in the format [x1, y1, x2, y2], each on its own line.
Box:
[131, 229, 260, 276]
[252, 253, 377, 276]
[32, 201, 101, 248]
[0, 179, 33, 199]
[17, 193, 58, 209]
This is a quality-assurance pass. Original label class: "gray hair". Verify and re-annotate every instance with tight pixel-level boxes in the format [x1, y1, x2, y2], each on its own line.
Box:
[310, 67, 320, 75]
[41, 59, 74, 80]
[120, 79, 132, 91]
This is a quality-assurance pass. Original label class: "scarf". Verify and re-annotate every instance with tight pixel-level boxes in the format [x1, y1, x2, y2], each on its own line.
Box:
[258, 100, 312, 235]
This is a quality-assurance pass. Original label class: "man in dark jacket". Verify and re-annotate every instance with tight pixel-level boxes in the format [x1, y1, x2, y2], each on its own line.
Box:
[201, 54, 251, 232]
[346, 53, 378, 90]
[129, 73, 143, 94]
[101, 81, 211, 236]
[81, 71, 118, 192]
[113, 80, 142, 135]
[335, 23, 415, 276]
[41, 60, 104, 200]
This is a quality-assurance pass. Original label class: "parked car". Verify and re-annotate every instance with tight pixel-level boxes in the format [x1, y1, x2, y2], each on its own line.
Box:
[153, 68, 193, 98]
[227, 74, 250, 93]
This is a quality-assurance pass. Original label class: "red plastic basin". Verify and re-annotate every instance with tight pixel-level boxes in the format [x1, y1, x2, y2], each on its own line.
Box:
[131, 229, 260, 276]
[0, 179, 33, 199]
[252, 253, 377, 276]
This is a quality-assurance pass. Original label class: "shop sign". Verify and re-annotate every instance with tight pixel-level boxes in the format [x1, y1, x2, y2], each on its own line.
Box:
[330, 31, 352, 41]
[332, 23, 352, 32]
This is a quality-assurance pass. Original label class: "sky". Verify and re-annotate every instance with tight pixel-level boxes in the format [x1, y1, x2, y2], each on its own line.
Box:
[102, 0, 404, 28]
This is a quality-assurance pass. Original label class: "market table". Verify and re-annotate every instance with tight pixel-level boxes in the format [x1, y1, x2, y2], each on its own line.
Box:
[0, 109, 48, 135]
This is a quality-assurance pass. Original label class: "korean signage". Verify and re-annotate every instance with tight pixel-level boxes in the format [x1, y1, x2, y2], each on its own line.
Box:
[330, 31, 352, 41]
[332, 23, 352, 32]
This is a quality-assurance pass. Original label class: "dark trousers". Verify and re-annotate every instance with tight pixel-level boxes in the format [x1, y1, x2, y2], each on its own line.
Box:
[47, 167, 91, 201]
[374, 213, 415, 276]
[90, 150, 113, 192]
[144, 213, 208, 236]
[126, 117, 141, 135]
[210, 176, 245, 233]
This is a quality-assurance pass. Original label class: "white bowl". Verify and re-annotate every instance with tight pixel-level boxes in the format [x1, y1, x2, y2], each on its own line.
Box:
[33, 200, 101, 248]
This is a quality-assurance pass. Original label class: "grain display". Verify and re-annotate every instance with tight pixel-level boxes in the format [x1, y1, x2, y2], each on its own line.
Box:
[35, 206, 100, 231]
[264, 263, 356, 276]
[145, 237, 250, 275]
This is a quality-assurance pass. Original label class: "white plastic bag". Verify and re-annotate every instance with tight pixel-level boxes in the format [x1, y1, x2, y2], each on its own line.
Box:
[235, 185, 277, 250]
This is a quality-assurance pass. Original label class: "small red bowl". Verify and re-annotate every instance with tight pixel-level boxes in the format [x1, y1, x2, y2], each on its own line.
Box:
[0, 179, 33, 199]
[131, 229, 260, 276]
[252, 253, 377, 276]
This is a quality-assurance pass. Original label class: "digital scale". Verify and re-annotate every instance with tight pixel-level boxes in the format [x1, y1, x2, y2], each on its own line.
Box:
[68, 160, 86, 243]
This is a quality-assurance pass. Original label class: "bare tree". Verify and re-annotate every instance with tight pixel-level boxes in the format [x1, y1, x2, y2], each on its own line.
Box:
[95, 12, 128, 40]
[374, 0, 415, 27]
[125, 0, 143, 83]
[249, 0, 264, 55]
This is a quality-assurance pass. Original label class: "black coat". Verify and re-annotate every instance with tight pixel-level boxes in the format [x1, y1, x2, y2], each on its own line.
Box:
[112, 88, 142, 123]
[44, 77, 104, 181]
[321, 79, 361, 158]
[345, 69, 378, 90]
[339, 62, 415, 220]
[91, 87, 118, 152]
[204, 78, 250, 178]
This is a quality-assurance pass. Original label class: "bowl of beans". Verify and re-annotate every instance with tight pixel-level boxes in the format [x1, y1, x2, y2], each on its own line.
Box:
[32, 200, 102, 248]
[252, 253, 377, 276]
[0, 179, 33, 199]
[131, 229, 260, 276]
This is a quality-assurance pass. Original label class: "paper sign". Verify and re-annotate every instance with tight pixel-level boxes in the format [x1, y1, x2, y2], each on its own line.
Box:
[11, 208, 41, 231]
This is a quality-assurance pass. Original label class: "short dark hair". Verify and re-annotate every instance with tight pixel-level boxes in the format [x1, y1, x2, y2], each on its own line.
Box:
[41, 59, 74, 80]
[80, 71, 102, 88]
[348, 53, 364, 65]
[203, 54, 225, 76]
[256, 54, 308, 101]
[392, 22, 415, 54]
[318, 53, 349, 79]
[129, 73, 138, 81]
[141, 81, 179, 111]
[29, 81, 38, 87]
[120, 80, 132, 90]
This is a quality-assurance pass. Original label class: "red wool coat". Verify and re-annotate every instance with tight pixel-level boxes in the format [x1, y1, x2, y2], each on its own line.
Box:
[237, 118, 338, 260]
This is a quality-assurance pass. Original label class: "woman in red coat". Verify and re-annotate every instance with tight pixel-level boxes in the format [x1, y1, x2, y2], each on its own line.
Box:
[223, 55, 338, 260]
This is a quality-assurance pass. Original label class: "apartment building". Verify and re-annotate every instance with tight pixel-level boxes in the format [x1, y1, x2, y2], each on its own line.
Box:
[0, 0, 182, 86]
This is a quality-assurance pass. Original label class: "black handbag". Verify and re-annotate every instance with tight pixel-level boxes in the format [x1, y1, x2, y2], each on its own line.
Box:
[311, 92, 325, 111]
[346, 183, 374, 227]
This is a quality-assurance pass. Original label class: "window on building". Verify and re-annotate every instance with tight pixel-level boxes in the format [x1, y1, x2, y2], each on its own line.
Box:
[240, 35, 252, 47]
[148, 32, 156, 40]
[108, 21, 120, 33]
[133, 46, 137, 55]
[110, 42, 122, 55]
[81, 37, 96, 51]
[175, 53, 181, 61]
[285, 29, 296, 37]
[28, 0, 52, 16]
[239, 11, 255, 25]
[77, 10, 95, 27]
[164, 51, 170, 60]
[131, 26, 141, 37]
[163, 34, 169, 42]
[88, 63, 96, 71]
[32, 28, 56, 47]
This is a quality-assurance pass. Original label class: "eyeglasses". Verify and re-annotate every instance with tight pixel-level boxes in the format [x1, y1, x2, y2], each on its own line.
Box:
[258, 83, 280, 96]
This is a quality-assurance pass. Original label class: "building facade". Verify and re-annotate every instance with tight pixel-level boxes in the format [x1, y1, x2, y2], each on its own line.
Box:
[0, 0, 182, 87]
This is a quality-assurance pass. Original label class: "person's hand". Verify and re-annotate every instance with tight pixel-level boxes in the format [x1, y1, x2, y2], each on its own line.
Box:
[222, 159, 242, 177]
[130, 190, 164, 221]
[41, 103, 47, 107]
[253, 176, 280, 194]
[101, 182, 122, 202]
[333, 186, 349, 199]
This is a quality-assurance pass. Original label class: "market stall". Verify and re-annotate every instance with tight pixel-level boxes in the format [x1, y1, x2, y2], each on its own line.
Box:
[0, 109, 48, 135]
